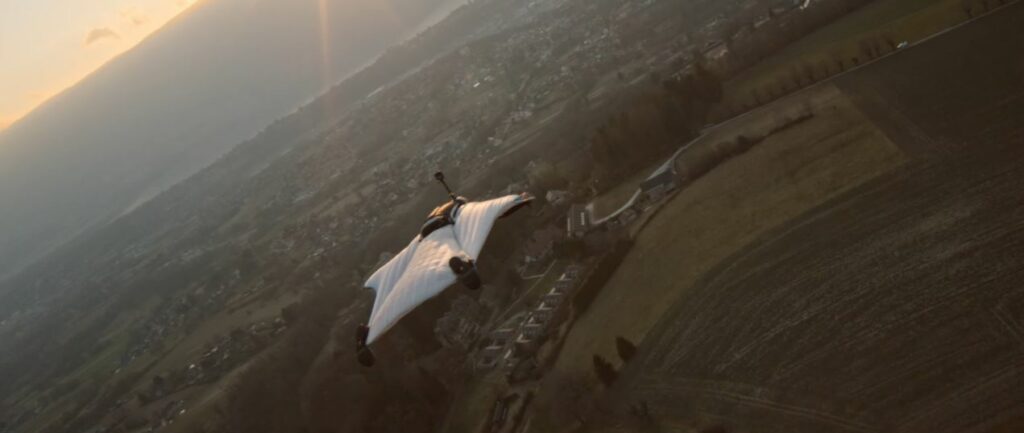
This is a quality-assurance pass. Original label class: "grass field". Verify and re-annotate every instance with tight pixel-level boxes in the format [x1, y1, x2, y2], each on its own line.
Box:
[589, 167, 649, 221]
[526, 82, 905, 432]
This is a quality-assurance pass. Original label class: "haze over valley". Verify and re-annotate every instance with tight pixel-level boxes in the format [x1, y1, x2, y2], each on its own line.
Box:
[0, 0, 461, 278]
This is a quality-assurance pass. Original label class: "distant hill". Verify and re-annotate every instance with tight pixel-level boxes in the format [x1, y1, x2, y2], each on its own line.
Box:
[0, 0, 460, 279]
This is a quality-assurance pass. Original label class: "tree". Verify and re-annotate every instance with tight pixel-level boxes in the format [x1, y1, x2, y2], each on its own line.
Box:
[692, 62, 723, 103]
[883, 34, 898, 50]
[962, 0, 974, 17]
[615, 336, 638, 362]
[280, 302, 301, 324]
[803, 63, 816, 82]
[592, 355, 618, 386]
[590, 128, 613, 167]
[735, 135, 755, 154]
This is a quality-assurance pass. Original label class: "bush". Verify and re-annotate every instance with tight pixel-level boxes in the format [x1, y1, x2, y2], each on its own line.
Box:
[592, 355, 618, 386]
[615, 336, 637, 363]
[280, 302, 301, 324]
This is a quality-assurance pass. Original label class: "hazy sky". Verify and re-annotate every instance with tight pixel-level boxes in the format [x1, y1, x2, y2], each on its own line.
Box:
[0, 0, 198, 129]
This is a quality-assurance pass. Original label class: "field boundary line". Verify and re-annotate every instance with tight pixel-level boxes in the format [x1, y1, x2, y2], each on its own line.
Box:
[990, 305, 1024, 348]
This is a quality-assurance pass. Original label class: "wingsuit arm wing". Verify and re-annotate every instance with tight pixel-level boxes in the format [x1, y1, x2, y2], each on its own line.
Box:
[364, 237, 419, 316]
[453, 194, 533, 260]
[364, 228, 461, 344]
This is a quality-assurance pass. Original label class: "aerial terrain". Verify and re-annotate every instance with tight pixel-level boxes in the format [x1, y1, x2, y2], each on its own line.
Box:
[1, 0, 1022, 432]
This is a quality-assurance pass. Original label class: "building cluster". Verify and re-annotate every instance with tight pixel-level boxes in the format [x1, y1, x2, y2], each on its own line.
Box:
[475, 265, 582, 373]
[575, 154, 683, 237]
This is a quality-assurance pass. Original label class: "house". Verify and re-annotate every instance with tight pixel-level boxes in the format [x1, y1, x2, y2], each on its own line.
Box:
[506, 356, 540, 383]
[703, 41, 730, 61]
[533, 302, 557, 322]
[639, 163, 680, 205]
[546, 190, 570, 206]
[490, 327, 517, 346]
[514, 332, 540, 354]
[476, 343, 505, 369]
[522, 317, 546, 339]
[501, 349, 519, 373]
[554, 275, 575, 292]
[566, 204, 592, 239]
[476, 325, 519, 370]
[617, 208, 639, 226]
[564, 265, 582, 279]
[542, 290, 565, 305]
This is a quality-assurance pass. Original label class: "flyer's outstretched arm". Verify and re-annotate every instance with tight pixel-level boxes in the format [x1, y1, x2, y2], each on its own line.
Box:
[453, 193, 534, 260]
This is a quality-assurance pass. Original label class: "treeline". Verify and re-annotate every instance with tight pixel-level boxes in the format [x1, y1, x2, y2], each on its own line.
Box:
[588, 64, 723, 191]
[718, 0, 878, 77]
[962, 0, 1016, 17]
[713, 0, 1014, 119]
[707, 0, 879, 118]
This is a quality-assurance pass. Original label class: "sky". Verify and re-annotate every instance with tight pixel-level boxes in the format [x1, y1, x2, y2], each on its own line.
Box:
[0, 0, 198, 130]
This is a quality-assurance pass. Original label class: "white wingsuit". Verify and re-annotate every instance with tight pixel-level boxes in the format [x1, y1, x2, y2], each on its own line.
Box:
[361, 193, 533, 353]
